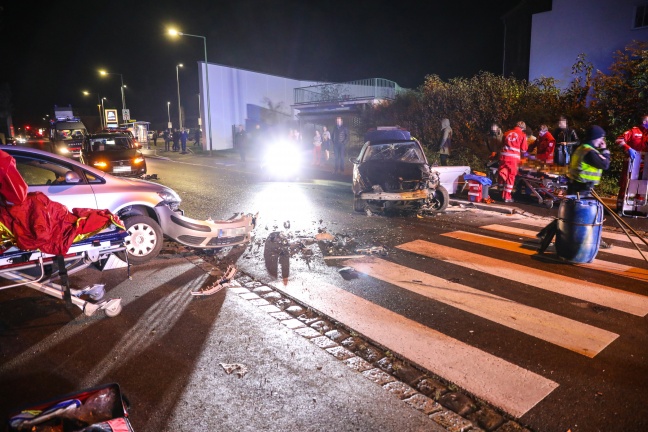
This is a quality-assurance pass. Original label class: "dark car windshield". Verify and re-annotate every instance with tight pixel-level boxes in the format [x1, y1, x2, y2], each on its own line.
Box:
[363, 141, 425, 163]
[88, 136, 134, 152]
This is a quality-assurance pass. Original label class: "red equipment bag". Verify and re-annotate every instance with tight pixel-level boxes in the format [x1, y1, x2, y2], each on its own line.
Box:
[7, 383, 134, 432]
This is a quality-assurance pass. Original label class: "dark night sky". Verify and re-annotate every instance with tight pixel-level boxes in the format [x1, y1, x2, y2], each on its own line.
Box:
[0, 0, 521, 129]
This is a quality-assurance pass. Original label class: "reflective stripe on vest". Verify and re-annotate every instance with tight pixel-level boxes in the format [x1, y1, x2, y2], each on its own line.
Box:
[568, 144, 602, 184]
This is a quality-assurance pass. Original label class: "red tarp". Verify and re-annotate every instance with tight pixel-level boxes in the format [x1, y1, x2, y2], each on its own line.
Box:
[0, 150, 121, 255]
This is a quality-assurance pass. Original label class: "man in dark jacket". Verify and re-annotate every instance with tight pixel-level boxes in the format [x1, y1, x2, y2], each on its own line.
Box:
[332, 117, 349, 174]
[553, 116, 579, 166]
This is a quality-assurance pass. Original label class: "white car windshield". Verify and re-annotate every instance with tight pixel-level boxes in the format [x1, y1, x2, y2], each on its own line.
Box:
[363, 142, 425, 163]
[57, 129, 86, 140]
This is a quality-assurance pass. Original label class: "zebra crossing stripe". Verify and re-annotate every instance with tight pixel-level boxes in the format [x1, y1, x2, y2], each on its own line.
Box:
[442, 231, 648, 283]
[276, 278, 559, 418]
[397, 239, 648, 317]
[510, 218, 647, 243]
[480, 224, 648, 261]
[345, 257, 618, 358]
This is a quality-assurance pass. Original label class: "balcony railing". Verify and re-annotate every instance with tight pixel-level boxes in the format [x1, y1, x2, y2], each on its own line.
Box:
[294, 78, 402, 105]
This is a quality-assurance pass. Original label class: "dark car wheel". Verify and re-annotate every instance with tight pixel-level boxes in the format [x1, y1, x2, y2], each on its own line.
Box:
[118, 215, 163, 264]
[428, 185, 449, 212]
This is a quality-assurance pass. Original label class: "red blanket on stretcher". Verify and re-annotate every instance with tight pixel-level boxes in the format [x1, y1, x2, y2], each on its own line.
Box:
[0, 150, 122, 255]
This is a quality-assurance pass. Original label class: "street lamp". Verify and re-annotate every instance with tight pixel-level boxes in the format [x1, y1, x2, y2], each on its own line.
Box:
[168, 28, 212, 155]
[197, 93, 201, 127]
[99, 70, 126, 120]
[83, 90, 103, 129]
[167, 101, 171, 128]
[176, 63, 183, 129]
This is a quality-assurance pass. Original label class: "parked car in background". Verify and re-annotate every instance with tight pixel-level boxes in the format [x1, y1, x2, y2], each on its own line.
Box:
[0, 145, 256, 264]
[81, 132, 147, 178]
[101, 128, 141, 148]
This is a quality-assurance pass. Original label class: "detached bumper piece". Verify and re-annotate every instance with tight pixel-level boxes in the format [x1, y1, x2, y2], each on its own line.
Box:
[191, 265, 237, 296]
[159, 207, 257, 249]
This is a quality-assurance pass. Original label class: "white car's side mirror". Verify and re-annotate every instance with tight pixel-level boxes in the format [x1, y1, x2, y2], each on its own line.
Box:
[65, 171, 81, 183]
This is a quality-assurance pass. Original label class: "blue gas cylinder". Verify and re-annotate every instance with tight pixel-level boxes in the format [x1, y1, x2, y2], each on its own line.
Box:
[555, 197, 603, 263]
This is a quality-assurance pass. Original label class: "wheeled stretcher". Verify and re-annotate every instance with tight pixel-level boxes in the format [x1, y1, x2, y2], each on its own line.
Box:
[618, 151, 648, 218]
[515, 165, 568, 208]
[0, 226, 129, 318]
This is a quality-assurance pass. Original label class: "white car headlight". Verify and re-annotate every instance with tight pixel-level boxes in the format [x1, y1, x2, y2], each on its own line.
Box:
[157, 188, 182, 205]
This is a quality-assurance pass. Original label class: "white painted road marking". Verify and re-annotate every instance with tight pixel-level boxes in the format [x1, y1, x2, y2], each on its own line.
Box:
[481, 224, 648, 261]
[344, 257, 618, 358]
[275, 279, 559, 418]
[397, 239, 648, 317]
[442, 231, 648, 282]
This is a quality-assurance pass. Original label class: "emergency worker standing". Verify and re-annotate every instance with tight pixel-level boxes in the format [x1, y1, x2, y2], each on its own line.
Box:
[498, 121, 528, 203]
[614, 114, 646, 208]
[566, 125, 610, 196]
[615, 114, 648, 152]
[527, 125, 555, 164]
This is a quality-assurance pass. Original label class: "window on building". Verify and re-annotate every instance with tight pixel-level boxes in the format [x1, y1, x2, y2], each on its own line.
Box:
[635, 3, 648, 29]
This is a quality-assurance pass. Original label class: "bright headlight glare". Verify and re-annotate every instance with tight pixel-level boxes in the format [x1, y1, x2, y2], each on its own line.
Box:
[133, 157, 145, 164]
[93, 161, 108, 168]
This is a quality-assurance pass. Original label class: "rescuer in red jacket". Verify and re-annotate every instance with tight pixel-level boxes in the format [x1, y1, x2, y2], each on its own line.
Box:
[616, 114, 648, 153]
[527, 124, 555, 164]
[498, 121, 529, 202]
[615, 114, 646, 210]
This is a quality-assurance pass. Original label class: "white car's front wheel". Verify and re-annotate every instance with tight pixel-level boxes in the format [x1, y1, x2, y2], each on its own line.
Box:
[120, 215, 163, 264]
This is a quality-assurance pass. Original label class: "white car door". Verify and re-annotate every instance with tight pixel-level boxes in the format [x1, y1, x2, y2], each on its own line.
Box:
[13, 154, 99, 211]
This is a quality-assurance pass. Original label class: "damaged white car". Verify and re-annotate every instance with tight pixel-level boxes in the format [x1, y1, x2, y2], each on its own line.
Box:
[350, 127, 465, 213]
[2, 146, 256, 264]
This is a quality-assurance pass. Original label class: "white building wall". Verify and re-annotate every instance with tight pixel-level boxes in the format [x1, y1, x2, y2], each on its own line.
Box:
[197, 63, 317, 150]
[529, 0, 648, 87]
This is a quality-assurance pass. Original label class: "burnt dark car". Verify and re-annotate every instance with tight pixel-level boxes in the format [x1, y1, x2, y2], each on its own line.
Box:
[81, 132, 146, 178]
[350, 127, 455, 213]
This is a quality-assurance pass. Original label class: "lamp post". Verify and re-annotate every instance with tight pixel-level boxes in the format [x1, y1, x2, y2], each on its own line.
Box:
[101, 98, 106, 127]
[168, 28, 212, 155]
[176, 63, 183, 129]
[167, 101, 171, 129]
[99, 70, 127, 121]
[197, 93, 202, 127]
[83, 90, 104, 129]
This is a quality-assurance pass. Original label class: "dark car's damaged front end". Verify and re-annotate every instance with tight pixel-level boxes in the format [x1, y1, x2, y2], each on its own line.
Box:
[351, 127, 448, 213]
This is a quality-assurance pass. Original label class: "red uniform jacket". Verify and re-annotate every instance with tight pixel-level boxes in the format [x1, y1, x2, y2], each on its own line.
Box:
[0, 150, 121, 255]
[528, 132, 556, 163]
[616, 126, 648, 152]
[500, 126, 528, 161]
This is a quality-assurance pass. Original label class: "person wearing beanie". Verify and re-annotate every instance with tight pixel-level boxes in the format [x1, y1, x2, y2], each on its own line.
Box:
[498, 121, 528, 202]
[566, 125, 610, 196]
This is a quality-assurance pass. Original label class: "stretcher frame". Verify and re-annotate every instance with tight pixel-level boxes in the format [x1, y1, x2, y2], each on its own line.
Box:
[514, 169, 568, 209]
[618, 151, 648, 218]
[0, 228, 129, 318]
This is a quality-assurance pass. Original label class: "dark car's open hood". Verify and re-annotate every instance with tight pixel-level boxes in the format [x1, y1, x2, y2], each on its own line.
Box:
[357, 160, 430, 192]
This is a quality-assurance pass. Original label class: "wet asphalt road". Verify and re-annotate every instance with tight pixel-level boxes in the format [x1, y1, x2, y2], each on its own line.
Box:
[1, 149, 647, 431]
